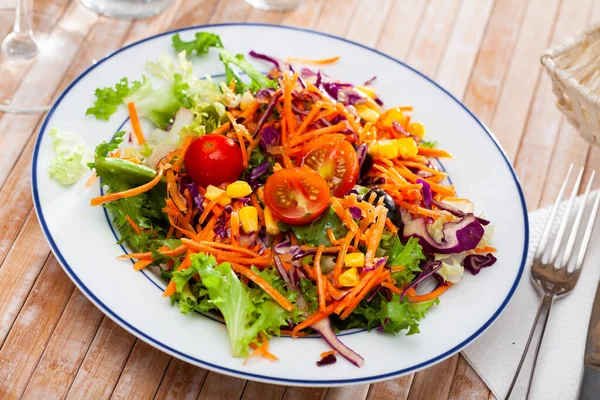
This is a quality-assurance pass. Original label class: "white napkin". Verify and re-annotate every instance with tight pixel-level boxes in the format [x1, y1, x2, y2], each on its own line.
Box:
[463, 194, 600, 400]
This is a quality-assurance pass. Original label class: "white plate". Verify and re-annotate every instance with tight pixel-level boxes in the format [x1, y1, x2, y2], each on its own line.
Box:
[32, 23, 528, 386]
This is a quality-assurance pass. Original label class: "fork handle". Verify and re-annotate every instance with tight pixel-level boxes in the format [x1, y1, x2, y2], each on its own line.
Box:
[506, 294, 555, 400]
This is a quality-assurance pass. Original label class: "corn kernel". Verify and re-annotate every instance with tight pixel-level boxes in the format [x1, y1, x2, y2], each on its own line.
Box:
[205, 185, 232, 207]
[355, 104, 380, 123]
[368, 139, 399, 159]
[396, 137, 418, 159]
[356, 85, 376, 99]
[264, 206, 280, 235]
[344, 252, 365, 268]
[240, 91, 255, 111]
[239, 206, 258, 234]
[380, 107, 405, 127]
[226, 181, 253, 198]
[408, 122, 425, 139]
[338, 267, 360, 287]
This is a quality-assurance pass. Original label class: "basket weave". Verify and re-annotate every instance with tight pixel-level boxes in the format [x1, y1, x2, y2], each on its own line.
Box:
[541, 21, 600, 145]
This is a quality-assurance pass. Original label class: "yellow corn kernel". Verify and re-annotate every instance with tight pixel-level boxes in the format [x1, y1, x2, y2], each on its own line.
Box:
[338, 267, 360, 287]
[264, 206, 280, 235]
[205, 185, 231, 207]
[396, 137, 418, 159]
[240, 91, 255, 111]
[408, 122, 425, 139]
[226, 181, 253, 198]
[239, 206, 258, 234]
[356, 85, 376, 99]
[380, 107, 405, 127]
[344, 252, 365, 268]
[368, 139, 399, 159]
[355, 104, 380, 123]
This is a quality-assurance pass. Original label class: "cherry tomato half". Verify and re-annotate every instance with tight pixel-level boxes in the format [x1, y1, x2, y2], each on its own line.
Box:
[184, 134, 244, 187]
[264, 167, 330, 225]
[300, 134, 359, 197]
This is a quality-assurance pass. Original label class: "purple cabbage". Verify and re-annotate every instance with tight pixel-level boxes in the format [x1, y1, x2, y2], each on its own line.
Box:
[392, 121, 407, 136]
[273, 255, 293, 288]
[349, 206, 362, 220]
[249, 50, 286, 71]
[363, 76, 377, 86]
[399, 260, 443, 301]
[364, 257, 387, 272]
[431, 199, 490, 226]
[255, 91, 282, 134]
[255, 88, 276, 101]
[317, 353, 337, 367]
[400, 208, 485, 254]
[310, 317, 364, 368]
[185, 183, 204, 213]
[356, 143, 368, 167]
[214, 219, 229, 239]
[417, 179, 432, 209]
[250, 161, 270, 180]
[239, 232, 258, 247]
[259, 125, 281, 152]
[464, 253, 497, 275]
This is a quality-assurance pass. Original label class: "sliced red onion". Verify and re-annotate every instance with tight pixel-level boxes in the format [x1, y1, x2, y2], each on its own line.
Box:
[392, 121, 408, 136]
[464, 253, 497, 275]
[255, 91, 282, 135]
[431, 199, 490, 226]
[273, 255, 293, 288]
[363, 76, 377, 86]
[417, 179, 432, 209]
[399, 260, 442, 301]
[310, 317, 364, 368]
[316, 353, 337, 367]
[400, 208, 485, 254]
[349, 206, 362, 220]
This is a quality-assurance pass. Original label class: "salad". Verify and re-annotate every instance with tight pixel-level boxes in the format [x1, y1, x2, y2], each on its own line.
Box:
[49, 31, 497, 367]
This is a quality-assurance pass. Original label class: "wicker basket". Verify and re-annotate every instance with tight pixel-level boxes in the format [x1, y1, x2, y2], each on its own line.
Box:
[541, 21, 600, 145]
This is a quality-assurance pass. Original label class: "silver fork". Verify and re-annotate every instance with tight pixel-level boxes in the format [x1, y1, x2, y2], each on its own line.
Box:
[506, 165, 600, 400]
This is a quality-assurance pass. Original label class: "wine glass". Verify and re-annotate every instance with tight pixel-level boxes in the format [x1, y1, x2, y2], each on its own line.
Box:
[0, 0, 88, 114]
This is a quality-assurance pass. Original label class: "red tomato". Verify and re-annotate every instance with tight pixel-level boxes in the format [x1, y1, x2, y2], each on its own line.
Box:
[184, 134, 244, 187]
[299, 134, 359, 197]
[264, 168, 330, 225]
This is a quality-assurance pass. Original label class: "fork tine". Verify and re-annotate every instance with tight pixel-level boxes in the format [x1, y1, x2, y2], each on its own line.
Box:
[561, 170, 594, 269]
[575, 186, 600, 270]
[549, 166, 584, 265]
[535, 164, 574, 259]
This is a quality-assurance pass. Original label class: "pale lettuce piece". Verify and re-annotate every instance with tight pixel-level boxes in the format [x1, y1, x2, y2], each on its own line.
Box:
[142, 107, 195, 168]
[48, 128, 91, 185]
[434, 253, 466, 284]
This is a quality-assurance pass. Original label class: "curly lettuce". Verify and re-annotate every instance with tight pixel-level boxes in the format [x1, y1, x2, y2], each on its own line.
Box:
[48, 128, 91, 185]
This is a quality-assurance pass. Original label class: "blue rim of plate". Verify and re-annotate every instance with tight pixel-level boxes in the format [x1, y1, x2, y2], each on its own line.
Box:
[31, 22, 529, 386]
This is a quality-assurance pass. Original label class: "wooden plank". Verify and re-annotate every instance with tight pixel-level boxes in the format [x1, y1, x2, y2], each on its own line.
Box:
[344, 0, 393, 46]
[198, 373, 247, 399]
[512, 0, 595, 210]
[447, 356, 490, 400]
[0, 257, 75, 399]
[406, 356, 459, 400]
[377, 0, 429, 61]
[366, 375, 414, 400]
[65, 318, 137, 400]
[210, 0, 254, 24]
[435, 0, 496, 99]
[110, 341, 172, 400]
[280, 0, 325, 28]
[325, 385, 370, 400]
[462, 0, 531, 125]
[21, 289, 104, 400]
[283, 386, 327, 400]
[170, 0, 219, 28]
[488, 0, 562, 160]
[241, 381, 286, 400]
[0, 215, 51, 347]
[153, 359, 208, 400]
[403, 0, 462, 78]
[312, 0, 358, 36]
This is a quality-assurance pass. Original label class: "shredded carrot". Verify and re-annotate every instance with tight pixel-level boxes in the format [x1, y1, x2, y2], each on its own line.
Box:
[334, 268, 381, 315]
[314, 245, 326, 312]
[133, 259, 153, 271]
[198, 194, 225, 224]
[335, 102, 362, 136]
[91, 167, 164, 206]
[127, 102, 145, 145]
[381, 281, 403, 295]
[333, 231, 355, 283]
[408, 283, 452, 302]
[417, 147, 454, 158]
[320, 350, 337, 358]
[390, 266, 406, 272]
[166, 170, 187, 213]
[340, 269, 386, 319]
[85, 172, 98, 188]
[295, 101, 324, 137]
[244, 333, 278, 364]
[163, 280, 177, 297]
[125, 215, 141, 234]
[397, 200, 446, 219]
[289, 122, 347, 147]
[118, 244, 186, 260]
[285, 56, 340, 65]
[326, 228, 339, 245]
[231, 263, 294, 312]
[364, 206, 387, 266]
[292, 302, 339, 336]
[283, 72, 299, 141]
[474, 246, 497, 254]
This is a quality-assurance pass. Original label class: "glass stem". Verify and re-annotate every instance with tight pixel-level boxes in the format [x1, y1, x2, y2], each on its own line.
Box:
[1, 0, 38, 58]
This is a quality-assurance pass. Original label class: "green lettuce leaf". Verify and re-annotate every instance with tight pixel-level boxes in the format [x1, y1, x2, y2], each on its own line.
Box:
[86, 78, 143, 120]
[172, 32, 223, 56]
[191, 253, 290, 357]
[48, 128, 91, 185]
[219, 50, 277, 92]
[289, 207, 349, 247]
[386, 236, 426, 271]
[420, 140, 437, 148]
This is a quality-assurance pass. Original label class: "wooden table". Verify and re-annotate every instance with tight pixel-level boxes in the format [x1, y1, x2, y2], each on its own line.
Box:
[0, 0, 596, 398]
